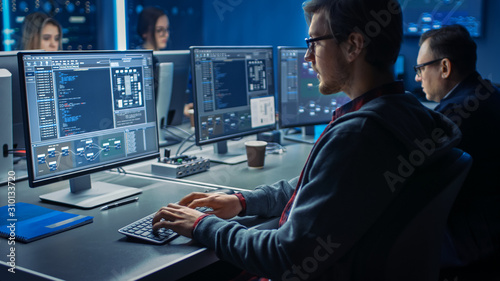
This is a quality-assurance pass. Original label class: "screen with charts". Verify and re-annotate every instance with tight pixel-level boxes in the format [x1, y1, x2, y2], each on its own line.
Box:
[191, 46, 276, 146]
[18, 51, 159, 208]
[278, 47, 350, 129]
[399, 0, 484, 37]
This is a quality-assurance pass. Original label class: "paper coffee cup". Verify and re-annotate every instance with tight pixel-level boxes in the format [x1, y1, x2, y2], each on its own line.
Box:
[245, 141, 267, 168]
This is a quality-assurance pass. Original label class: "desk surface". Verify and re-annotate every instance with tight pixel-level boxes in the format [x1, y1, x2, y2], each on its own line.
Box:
[1, 135, 311, 281]
[126, 138, 311, 191]
[1, 172, 222, 281]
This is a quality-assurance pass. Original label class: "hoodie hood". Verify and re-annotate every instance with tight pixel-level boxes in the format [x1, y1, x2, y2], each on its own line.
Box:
[336, 92, 462, 165]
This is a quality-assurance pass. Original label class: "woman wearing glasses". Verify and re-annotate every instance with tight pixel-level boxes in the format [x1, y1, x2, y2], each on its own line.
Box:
[137, 7, 169, 51]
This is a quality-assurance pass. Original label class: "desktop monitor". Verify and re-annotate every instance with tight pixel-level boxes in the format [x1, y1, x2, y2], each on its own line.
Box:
[153, 50, 191, 127]
[0, 51, 26, 153]
[278, 47, 350, 143]
[18, 50, 160, 208]
[155, 62, 176, 147]
[400, 0, 484, 37]
[190, 46, 276, 164]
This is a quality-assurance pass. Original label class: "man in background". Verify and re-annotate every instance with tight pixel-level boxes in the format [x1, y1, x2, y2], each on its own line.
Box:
[415, 24, 500, 279]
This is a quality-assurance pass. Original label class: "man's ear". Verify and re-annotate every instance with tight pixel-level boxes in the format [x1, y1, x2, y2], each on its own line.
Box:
[440, 58, 452, 79]
[343, 32, 365, 62]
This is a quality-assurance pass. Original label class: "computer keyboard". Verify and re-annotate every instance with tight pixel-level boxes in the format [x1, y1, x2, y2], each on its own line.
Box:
[118, 207, 211, 244]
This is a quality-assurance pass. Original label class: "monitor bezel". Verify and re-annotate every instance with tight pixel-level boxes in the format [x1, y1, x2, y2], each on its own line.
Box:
[189, 46, 276, 146]
[18, 50, 160, 188]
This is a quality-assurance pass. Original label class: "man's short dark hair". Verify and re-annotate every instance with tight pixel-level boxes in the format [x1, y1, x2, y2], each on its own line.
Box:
[303, 0, 403, 71]
[419, 25, 477, 76]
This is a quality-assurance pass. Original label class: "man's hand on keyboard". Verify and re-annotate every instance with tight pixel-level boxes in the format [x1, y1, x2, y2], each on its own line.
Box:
[178, 192, 243, 220]
[152, 203, 204, 238]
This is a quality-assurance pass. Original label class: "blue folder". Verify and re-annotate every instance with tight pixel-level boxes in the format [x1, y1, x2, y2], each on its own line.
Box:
[0, 202, 93, 243]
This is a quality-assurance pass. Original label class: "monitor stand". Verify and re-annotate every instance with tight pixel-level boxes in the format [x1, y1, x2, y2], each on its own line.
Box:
[283, 126, 317, 144]
[191, 140, 247, 165]
[39, 174, 142, 209]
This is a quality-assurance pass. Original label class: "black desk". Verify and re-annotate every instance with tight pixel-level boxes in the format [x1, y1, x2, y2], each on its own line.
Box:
[125, 139, 312, 191]
[0, 172, 279, 281]
[1, 136, 312, 280]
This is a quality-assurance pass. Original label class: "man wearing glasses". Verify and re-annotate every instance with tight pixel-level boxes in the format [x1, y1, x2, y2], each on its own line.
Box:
[152, 0, 462, 279]
[415, 25, 500, 279]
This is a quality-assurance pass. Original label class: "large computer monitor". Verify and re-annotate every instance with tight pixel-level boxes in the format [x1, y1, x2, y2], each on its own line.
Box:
[400, 0, 484, 37]
[190, 46, 276, 164]
[278, 47, 350, 143]
[0, 51, 26, 154]
[18, 50, 160, 209]
[153, 50, 191, 127]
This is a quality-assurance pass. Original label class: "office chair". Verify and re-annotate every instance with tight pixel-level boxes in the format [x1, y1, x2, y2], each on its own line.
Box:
[440, 251, 500, 281]
[340, 148, 472, 281]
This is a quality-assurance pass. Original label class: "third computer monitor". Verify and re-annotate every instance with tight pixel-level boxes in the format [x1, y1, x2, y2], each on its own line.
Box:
[190, 46, 276, 164]
[278, 47, 350, 143]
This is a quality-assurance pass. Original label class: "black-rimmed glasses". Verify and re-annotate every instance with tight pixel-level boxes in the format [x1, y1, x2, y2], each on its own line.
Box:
[305, 35, 334, 55]
[413, 58, 445, 77]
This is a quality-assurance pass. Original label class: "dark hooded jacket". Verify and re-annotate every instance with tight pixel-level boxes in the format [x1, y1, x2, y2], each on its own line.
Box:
[194, 83, 461, 280]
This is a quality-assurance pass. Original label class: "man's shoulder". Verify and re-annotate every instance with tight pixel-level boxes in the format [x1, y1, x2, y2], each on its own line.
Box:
[437, 75, 500, 115]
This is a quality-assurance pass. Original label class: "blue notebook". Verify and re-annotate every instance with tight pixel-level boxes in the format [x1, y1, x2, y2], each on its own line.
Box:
[0, 202, 93, 243]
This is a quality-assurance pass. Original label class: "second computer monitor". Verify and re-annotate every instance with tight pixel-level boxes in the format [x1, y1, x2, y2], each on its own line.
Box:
[190, 46, 276, 164]
[153, 50, 191, 127]
[278, 47, 350, 142]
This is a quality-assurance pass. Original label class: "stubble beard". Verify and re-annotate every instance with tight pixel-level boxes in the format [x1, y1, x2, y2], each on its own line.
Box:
[318, 58, 350, 95]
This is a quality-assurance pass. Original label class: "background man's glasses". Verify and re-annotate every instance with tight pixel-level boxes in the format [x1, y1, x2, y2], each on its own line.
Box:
[413, 58, 445, 77]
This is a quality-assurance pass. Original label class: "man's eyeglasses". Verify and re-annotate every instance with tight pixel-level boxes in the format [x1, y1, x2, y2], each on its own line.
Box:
[305, 35, 334, 55]
[413, 58, 445, 77]
[155, 27, 169, 36]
